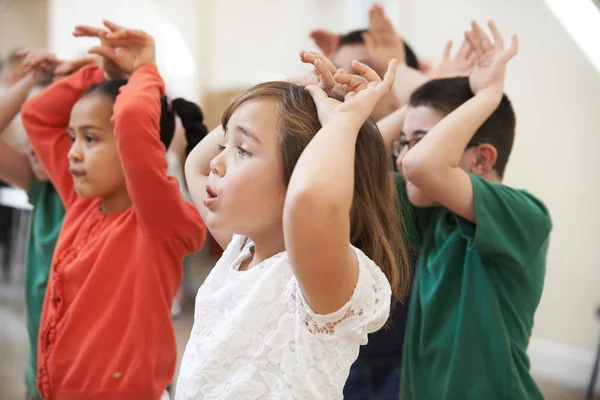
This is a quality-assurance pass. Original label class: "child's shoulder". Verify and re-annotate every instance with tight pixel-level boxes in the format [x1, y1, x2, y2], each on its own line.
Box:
[470, 175, 551, 226]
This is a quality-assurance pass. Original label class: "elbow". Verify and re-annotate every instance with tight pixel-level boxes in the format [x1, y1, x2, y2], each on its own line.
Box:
[402, 151, 436, 187]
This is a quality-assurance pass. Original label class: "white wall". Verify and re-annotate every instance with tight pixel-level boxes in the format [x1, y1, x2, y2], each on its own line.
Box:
[48, 0, 200, 101]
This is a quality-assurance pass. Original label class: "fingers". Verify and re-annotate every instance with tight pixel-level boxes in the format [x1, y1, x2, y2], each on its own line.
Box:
[350, 60, 381, 83]
[88, 45, 117, 63]
[304, 84, 329, 103]
[442, 41, 453, 61]
[464, 30, 481, 57]
[471, 21, 493, 52]
[106, 28, 148, 43]
[299, 50, 337, 75]
[22, 51, 59, 73]
[487, 21, 505, 50]
[456, 37, 473, 60]
[381, 59, 398, 90]
[504, 34, 519, 60]
[369, 4, 387, 32]
[103, 20, 125, 33]
[73, 25, 104, 38]
[314, 59, 336, 89]
[334, 73, 369, 92]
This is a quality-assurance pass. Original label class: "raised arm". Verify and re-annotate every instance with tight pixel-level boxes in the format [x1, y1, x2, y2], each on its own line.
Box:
[285, 59, 397, 315]
[185, 125, 233, 249]
[402, 21, 518, 223]
[95, 22, 205, 246]
[0, 72, 39, 190]
[21, 55, 104, 208]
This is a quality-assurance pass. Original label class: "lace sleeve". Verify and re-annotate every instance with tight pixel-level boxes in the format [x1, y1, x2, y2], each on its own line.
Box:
[293, 246, 392, 342]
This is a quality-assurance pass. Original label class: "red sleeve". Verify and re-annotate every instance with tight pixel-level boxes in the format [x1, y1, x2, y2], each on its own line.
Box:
[21, 65, 105, 210]
[112, 64, 206, 252]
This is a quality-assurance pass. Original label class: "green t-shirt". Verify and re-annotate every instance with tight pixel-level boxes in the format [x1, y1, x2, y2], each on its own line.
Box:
[398, 173, 552, 400]
[25, 179, 65, 399]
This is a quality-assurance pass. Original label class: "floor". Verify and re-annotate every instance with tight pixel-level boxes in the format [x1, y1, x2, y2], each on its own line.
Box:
[0, 251, 597, 400]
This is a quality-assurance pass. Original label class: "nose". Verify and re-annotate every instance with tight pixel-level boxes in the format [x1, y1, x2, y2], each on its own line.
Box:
[67, 138, 82, 163]
[209, 149, 226, 177]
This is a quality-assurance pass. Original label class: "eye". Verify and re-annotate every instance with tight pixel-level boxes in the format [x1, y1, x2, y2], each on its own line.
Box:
[85, 134, 97, 144]
[217, 144, 226, 152]
[68, 134, 75, 143]
[237, 147, 251, 157]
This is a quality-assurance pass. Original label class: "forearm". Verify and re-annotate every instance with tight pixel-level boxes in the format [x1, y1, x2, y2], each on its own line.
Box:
[403, 89, 501, 176]
[286, 115, 360, 219]
[0, 74, 37, 131]
[392, 64, 428, 107]
[377, 105, 406, 155]
[185, 125, 223, 206]
[0, 140, 32, 191]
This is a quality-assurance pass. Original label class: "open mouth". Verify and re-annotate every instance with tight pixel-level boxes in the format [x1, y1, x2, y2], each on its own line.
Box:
[203, 185, 218, 209]
[206, 186, 217, 198]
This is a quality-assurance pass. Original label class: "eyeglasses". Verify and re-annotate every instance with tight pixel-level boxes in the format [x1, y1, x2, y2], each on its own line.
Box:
[392, 137, 483, 158]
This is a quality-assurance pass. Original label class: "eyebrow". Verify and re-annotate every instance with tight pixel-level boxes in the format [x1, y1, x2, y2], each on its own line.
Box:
[400, 130, 428, 138]
[68, 125, 101, 132]
[238, 125, 261, 144]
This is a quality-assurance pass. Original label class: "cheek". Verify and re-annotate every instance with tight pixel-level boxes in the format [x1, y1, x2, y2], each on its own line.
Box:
[458, 151, 477, 171]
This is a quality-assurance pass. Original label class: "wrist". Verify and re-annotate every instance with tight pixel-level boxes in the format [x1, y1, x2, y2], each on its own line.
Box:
[475, 87, 504, 105]
[326, 112, 365, 131]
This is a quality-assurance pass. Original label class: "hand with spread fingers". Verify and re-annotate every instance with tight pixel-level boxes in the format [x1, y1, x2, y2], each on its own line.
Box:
[309, 29, 341, 58]
[464, 21, 518, 97]
[73, 24, 126, 80]
[17, 49, 60, 84]
[74, 20, 155, 78]
[364, 4, 405, 77]
[430, 38, 477, 79]
[299, 50, 347, 96]
[305, 58, 398, 126]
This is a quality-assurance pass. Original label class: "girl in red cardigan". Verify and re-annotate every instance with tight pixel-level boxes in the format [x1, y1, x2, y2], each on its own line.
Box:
[20, 22, 206, 400]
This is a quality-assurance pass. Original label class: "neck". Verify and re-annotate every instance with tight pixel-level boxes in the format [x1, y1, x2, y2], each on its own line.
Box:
[101, 189, 132, 214]
[247, 228, 286, 268]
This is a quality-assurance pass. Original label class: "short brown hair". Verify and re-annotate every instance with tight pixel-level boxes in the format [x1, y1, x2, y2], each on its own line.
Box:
[222, 81, 411, 305]
[409, 77, 516, 178]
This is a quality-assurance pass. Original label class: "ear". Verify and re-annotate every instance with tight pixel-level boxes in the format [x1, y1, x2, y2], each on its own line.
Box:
[472, 143, 497, 175]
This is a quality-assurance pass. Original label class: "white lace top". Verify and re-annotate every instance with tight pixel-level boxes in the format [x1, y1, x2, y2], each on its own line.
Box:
[176, 235, 391, 400]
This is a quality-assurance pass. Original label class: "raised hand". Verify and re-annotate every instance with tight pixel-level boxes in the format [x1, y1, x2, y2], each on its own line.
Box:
[429, 38, 477, 79]
[465, 21, 518, 97]
[364, 4, 405, 77]
[17, 49, 60, 85]
[76, 20, 155, 77]
[299, 50, 346, 96]
[309, 29, 341, 57]
[18, 50, 59, 74]
[305, 58, 398, 126]
[73, 24, 125, 80]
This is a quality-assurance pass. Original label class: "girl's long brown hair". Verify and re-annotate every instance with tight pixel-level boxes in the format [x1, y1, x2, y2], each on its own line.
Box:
[222, 81, 411, 305]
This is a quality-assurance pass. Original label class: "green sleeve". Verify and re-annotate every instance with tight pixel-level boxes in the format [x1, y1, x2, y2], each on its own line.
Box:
[456, 174, 552, 265]
[27, 176, 44, 206]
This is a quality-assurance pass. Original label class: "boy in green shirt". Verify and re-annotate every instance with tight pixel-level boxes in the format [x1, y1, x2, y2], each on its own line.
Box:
[0, 55, 65, 400]
[393, 22, 552, 399]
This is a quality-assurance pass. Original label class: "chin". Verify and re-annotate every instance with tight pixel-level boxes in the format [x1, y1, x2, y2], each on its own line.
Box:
[73, 186, 96, 199]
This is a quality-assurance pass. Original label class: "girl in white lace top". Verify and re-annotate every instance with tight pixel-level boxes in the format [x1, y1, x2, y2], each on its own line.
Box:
[177, 53, 411, 399]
